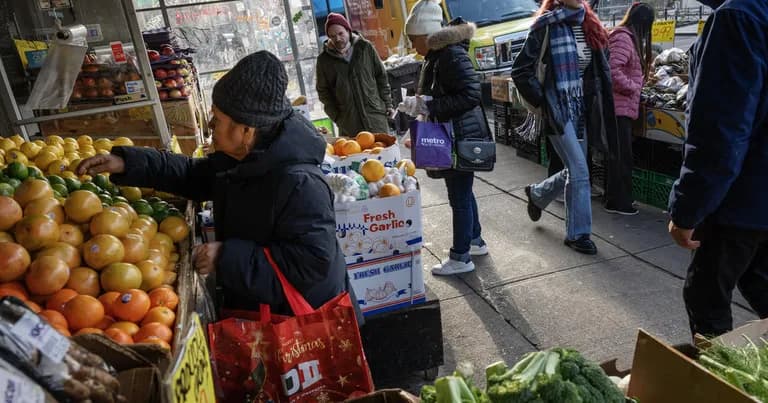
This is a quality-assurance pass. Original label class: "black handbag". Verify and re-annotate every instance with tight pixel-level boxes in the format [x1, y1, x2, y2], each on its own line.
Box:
[452, 106, 496, 172]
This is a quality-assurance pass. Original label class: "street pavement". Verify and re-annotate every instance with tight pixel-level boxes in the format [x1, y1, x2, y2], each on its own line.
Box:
[383, 141, 758, 392]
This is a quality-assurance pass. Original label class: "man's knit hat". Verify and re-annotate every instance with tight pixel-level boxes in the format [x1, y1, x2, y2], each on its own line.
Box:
[405, 0, 444, 36]
[325, 13, 352, 34]
[211, 51, 292, 132]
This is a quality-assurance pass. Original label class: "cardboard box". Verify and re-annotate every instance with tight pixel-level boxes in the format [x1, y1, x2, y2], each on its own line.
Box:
[322, 133, 401, 175]
[491, 76, 512, 102]
[347, 250, 426, 316]
[626, 329, 756, 403]
[334, 191, 422, 260]
[345, 389, 420, 402]
[643, 107, 686, 144]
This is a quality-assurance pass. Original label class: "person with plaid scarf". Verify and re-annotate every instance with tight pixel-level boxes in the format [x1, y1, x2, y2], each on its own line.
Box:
[512, 0, 617, 255]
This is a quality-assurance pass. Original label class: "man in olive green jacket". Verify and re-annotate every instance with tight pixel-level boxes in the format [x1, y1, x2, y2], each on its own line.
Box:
[316, 13, 392, 136]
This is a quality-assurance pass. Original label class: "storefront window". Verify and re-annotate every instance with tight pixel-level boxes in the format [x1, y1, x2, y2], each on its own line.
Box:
[136, 10, 165, 31]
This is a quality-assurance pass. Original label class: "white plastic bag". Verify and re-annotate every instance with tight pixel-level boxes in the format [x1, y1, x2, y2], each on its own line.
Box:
[26, 25, 88, 110]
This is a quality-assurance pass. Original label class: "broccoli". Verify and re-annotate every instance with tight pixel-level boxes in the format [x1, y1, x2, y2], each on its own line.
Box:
[421, 384, 437, 403]
[553, 348, 625, 403]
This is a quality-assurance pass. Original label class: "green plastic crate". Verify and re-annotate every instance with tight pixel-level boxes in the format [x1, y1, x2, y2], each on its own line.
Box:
[312, 117, 335, 136]
[632, 168, 677, 210]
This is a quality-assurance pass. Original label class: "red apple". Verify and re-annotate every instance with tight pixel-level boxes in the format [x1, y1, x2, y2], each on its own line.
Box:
[175, 77, 184, 87]
[163, 79, 177, 88]
[148, 50, 161, 61]
[169, 89, 182, 99]
[166, 69, 177, 78]
[85, 88, 99, 98]
[160, 45, 175, 56]
[180, 86, 189, 97]
[97, 78, 113, 88]
[100, 88, 114, 98]
[71, 89, 83, 100]
[158, 91, 169, 101]
[82, 77, 97, 87]
[155, 80, 163, 88]
[154, 69, 167, 79]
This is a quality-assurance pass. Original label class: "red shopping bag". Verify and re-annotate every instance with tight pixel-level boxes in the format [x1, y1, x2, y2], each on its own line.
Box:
[208, 248, 374, 402]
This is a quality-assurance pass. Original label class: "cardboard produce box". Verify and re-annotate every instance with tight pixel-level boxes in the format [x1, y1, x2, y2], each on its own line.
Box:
[491, 76, 512, 103]
[625, 329, 758, 403]
[347, 250, 426, 316]
[322, 133, 401, 175]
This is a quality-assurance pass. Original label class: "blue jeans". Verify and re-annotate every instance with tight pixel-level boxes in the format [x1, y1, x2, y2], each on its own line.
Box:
[444, 171, 484, 262]
[530, 120, 592, 240]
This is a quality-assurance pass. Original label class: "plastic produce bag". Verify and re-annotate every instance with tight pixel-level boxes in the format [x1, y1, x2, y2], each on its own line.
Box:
[26, 25, 88, 110]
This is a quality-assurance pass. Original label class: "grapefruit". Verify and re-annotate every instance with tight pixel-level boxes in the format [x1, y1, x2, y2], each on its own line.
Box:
[58, 224, 84, 247]
[356, 131, 375, 149]
[112, 202, 138, 221]
[149, 233, 174, 256]
[341, 140, 362, 156]
[24, 197, 65, 225]
[137, 260, 164, 291]
[100, 263, 142, 292]
[360, 160, 386, 182]
[0, 196, 22, 231]
[90, 210, 130, 237]
[159, 216, 189, 242]
[64, 190, 103, 223]
[66, 267, 101, 297]
[147, 249, 170, 270]
[25, 256, 70, 296]
[36, 242, 81, 268]
[396, 159, 416, 176]
[83, 234, 125, 269]
[0, 243, 31, 282]
[131, 216, 157, 240]
[14, 179, 53, 208]
[63, 295, 105, 331]
[14, 215, 60, 251]
[122, 234, 149, 263]
[378, 183, 401, 198]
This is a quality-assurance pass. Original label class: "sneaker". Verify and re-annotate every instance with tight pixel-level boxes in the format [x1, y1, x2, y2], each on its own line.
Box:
[432, 259, 475, 276]
[564, 235, 598, 255]
[604, 205, 640, 216]
[470, 244, 489, 256]
[525, 185, 542, 222]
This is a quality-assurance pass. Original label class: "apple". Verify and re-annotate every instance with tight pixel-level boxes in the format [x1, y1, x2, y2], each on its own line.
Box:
[158, 91, 169, 101]
[127, 72, 141, 81]
[148, 50, 161, 61]
[169, 89, 183, 99]
[82, 65, 99, 73]
[163, 79, 177, 89]
[155, 80, 163, 88]
[169, 59, 181, 65]
[100, 88, 114, 98]
[85, 88, 99, 98]
[74, 79, 83, 88]
[166, 69, 177, 78]
[71, 89, 83, 100]
[177, 68, 190, 76]
[82, 77, 97, 87]
[175, 77, 185, 87]
[160, 45, 175, 56]
[180, 59, 189, 66]
[97, 78, 113, 88]
[180, 86, 189, 97]
[154, 69, 167, 79]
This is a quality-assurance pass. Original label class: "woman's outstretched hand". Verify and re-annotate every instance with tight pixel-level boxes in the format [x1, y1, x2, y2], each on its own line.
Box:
[77, 154, 126, 176]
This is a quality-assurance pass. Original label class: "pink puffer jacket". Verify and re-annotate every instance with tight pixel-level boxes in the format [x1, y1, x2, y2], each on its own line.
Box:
[608, 27, 644, 119]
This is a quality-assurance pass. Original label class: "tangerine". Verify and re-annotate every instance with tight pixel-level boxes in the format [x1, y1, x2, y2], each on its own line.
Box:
[24, 300, 42, 313]
[104, 328, 133, 344]
[58, 224, 84, 247]
[63, 295, 105, 331]
[0, 282, 29, 300]
[141, 337, 171, 351]
[109, 321, 140, 336]
[148, 287, 179, 310]
[83, 234, 125, 270]
[39, 309, 68, 328]
[95, 315, 115, 330]
[14, 215, 60, 252]
[356, 131, 375, 149]
[111, 289, 150, 322]
[53, 325, 71, 337]
[341, 140, 362, 156]
[141, 306, 176, 327]
[134, 322, 173, 343]
[66, 267, 101, 297]
[64, 190, 103, 223]
[137, 260, 164, 291]
[75, 328, 103, 336]
[333, 139, 347, 155]
[121, 234, 149, 263]
[36, 242, 80, 269]
[98, 292, 120, 316]
[45, 289, 78, 312]
[100, 263, 142, 292]
[26, 256, 70, 296]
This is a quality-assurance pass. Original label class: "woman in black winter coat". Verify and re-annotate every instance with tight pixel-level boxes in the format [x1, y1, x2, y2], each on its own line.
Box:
[405, 1, 492, 276]
[77, 51, 352, 317]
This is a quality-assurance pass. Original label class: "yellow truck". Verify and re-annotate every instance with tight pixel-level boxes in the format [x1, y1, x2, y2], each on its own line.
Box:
[405, 0, 538, 100]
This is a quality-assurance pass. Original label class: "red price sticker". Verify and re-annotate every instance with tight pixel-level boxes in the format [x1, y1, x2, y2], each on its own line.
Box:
[110, 41, 127, 64]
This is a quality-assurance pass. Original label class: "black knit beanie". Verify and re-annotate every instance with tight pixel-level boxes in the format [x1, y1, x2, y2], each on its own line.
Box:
[211, 51, 292, 133]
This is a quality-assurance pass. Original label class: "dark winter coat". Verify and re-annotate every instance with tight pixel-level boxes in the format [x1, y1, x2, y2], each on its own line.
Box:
[109, 113, 349, 316]
[669, 0, 768, 230]
[316, 34, 392, 136]
[511, 24, 618, 152]
[418, 21, 492, 178]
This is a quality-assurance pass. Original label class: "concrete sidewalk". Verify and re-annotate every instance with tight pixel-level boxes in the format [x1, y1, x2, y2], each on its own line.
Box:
[389, 142, 757, 391]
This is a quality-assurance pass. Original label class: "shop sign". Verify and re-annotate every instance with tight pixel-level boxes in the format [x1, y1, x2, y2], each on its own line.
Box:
[651, 20, 676, 43]
[168, 314, 215, 403]
[110, 42, 127, 64]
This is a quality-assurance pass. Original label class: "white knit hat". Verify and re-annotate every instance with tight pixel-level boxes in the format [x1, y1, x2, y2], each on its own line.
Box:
[405, 0, 443, 36]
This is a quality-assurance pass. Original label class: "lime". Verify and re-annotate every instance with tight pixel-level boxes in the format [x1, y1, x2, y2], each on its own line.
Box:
[153, 210, 169, 224]
[150, 200, 168, 212]
[108, 184, 120, 196]
[93, 174, 110, 190]
[52, 183, 69, 197]
[64, 178, 81, 192]
[167, 207, 183, 217]
[0, 183, 13, 196]
[7, 162, 28, 181]
[27, 166, 44, 179]
[112, 195, 128, 204]
[80, 182, 101, 193]
[147, 197, 162, 205]
[6, 178, 21, 189]
[47, 175, 66, 187]
[53, 190, 62, 198]
[132, 202, 154, 217]
[98, 193, 113, 205]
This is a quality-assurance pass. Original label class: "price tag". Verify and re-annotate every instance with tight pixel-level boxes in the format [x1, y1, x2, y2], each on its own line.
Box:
[0, 368, 45, 403]
[697, 20, 706, 36]
[125, 80, 145, 94]
[652, 20, 676, 43]
[168, 314, 215, 403]
[11, 311, 70, 363]
[110, 41, 127, 64]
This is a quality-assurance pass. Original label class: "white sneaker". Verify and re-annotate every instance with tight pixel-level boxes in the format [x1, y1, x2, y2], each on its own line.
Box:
[432, 259, 475, 276]
[470, 244, 489, 256]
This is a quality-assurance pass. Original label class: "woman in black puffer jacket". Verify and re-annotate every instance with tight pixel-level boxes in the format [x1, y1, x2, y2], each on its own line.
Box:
[405, 0, 492, 276]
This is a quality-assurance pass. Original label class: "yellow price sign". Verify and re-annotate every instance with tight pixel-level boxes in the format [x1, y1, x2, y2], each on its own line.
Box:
[168, 314, 215, 403]
[697, 20, 706, 36]
[652, 20, 676, 43]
